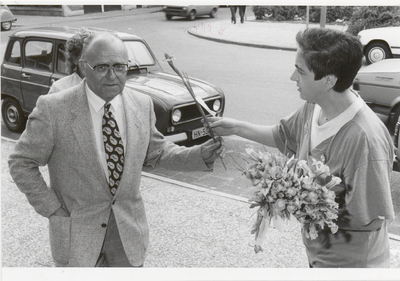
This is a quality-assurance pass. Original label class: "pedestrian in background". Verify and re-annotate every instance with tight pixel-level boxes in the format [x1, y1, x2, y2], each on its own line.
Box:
[47, 28, 88, 94]
[208, 27, 394, 267]
[9, 31, 224, 267]
[229, 5, 246, 24]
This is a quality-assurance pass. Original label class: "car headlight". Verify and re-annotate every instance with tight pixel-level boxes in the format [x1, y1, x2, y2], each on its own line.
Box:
[172, 108, 182, 123]
[182, 7, 188, 10]
[213, 99, 221, 111]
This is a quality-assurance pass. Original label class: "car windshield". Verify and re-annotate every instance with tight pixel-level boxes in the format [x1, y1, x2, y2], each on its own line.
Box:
[123, 41, 155, 67]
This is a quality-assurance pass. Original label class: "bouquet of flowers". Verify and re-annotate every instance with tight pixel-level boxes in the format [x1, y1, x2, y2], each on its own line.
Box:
[239, 146, 341, 253]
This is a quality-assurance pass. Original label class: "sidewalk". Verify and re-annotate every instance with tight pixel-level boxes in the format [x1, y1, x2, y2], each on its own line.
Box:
[10, 6, 163, 28]
[2, 137, 400, 270]
[187, 14, 348, 51]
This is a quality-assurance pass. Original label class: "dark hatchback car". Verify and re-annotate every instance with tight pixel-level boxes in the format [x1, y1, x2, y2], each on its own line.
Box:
[1, 26, 225, 145]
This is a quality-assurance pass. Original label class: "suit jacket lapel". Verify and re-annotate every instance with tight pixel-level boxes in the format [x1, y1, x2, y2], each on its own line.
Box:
[118, 90, 143, 189]
[70, 83, 109, 188]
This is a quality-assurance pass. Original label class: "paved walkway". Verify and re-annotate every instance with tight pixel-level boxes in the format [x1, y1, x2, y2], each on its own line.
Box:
[187, 15, 348, 51]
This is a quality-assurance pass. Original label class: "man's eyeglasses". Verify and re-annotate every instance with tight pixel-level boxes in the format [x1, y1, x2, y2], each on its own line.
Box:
[82, 61, 129, 77]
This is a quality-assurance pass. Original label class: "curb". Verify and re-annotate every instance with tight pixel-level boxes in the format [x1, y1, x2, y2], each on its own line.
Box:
[1, 136, 18, 143]
[12, 7, 163, 28]
[144, 167, 400, 242]
[391, 233, 400, 241]
[2, 138, 400, 242]
[187, 29, 297, 52]
[141, 171, 250, 204]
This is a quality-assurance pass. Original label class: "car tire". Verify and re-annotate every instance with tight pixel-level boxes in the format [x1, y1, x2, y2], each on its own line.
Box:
[187, 10, 196, 21]
[166, 14, 173, 20]
[1, 21, 12, 31]
[390, 106, 400, 134]
[365, 42, 391, 65]
[210, 8, 217, 18]
[2, 97, 27, 133]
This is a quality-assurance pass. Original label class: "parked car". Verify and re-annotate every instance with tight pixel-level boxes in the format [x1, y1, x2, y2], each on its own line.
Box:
[163, 5, 218, 21]
[393, 117, 400, 171]
[357, 26, 400, 65]
[0, 4, 17, 31]
[1, 26, 225, 145]
[353, 59, 400, 132]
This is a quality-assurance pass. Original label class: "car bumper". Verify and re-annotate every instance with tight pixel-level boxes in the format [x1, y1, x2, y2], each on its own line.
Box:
[163, 8, 189, 17]
[165, 132, 188, 143]
[164, 11, 189, 17]
[394, 157, 400, 172]
[164, 125, 210, 144]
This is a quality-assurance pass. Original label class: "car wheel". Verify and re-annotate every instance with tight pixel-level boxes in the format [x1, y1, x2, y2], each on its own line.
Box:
[390, 106, 400, 134]
[187, 10, 196, 21]
[365, 42, 391, 64]
[166, 14, 173, 20]
[1, 97, 27, 133]
[1, 21, 12, 31]
[210, 8, 217, 18]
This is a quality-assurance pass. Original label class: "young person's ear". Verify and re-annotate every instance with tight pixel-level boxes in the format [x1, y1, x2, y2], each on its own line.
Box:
[325, 74, 338, 91]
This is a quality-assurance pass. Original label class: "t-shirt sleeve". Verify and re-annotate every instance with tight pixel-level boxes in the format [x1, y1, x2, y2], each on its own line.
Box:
[273, 102, 311, 157]
[343, 160, 395, 228]
[340, 129, 395, 229]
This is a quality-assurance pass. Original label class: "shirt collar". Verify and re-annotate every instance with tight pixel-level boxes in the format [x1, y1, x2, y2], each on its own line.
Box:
[85, 81, 123, 113]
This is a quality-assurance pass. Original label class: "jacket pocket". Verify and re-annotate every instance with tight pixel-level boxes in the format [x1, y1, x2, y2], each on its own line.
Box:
[49, 215, 71, 266]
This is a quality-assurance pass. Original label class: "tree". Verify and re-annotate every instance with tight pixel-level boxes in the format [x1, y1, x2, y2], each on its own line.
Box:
[347, 6, 400, 35]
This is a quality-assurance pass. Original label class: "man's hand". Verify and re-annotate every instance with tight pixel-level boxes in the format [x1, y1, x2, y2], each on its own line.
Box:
[50, 206, 70, 218]
[201, 137, 225, 167]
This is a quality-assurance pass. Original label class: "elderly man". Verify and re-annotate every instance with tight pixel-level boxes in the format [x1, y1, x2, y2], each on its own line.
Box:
[9, 32, 223, 267]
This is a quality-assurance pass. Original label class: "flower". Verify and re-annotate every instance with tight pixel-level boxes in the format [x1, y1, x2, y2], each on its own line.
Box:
[241, 146, 341, 253]
[275, 198, 286, 211]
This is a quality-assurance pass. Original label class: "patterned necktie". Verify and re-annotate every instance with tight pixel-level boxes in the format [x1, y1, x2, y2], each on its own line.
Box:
[102, 103, 124, 196]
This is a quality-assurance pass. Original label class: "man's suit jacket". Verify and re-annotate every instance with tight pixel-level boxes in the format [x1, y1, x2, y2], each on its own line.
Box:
[8, 80, 209, 267]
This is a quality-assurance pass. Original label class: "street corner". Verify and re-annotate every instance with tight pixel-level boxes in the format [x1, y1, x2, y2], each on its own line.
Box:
[186, 19, 300, 51]
[187, 20, 232, 40]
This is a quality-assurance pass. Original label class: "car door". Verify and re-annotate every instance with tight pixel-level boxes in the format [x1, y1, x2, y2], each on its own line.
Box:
[50, 40, 69, 84]
[1, 39, 23, 103]
[196, 5, 209, 16]
[21, 38, 55, 112]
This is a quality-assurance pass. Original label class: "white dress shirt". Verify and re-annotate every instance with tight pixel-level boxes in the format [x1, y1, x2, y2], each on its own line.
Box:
[85, 82, 127, 181]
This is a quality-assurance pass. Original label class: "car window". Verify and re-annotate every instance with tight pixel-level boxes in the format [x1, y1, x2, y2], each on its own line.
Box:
[56, 43, 68, 75]
[124, 41, 155, 66]
[24, 40, 54, 72]
[5, 40, 21, 65]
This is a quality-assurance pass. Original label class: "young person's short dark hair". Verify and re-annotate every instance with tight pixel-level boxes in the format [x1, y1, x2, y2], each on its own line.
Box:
[296, 28, 363, 93]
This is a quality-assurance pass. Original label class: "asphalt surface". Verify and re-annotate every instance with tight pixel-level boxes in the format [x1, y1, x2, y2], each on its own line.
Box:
[1, 7, 400, 279]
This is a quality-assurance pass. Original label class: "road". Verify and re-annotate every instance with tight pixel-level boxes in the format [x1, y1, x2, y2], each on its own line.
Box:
[1, 7, 301, 126]
[0, 7, 300, 191]
[1, 7, 399, 237]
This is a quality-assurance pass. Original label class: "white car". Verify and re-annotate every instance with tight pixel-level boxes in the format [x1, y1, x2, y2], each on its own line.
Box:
[357, 26, 400, 64]
[353, 59, 400, 131]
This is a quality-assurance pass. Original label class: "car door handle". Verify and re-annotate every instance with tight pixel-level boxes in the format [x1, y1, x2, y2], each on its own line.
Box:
[21, 73, 31, 78]
[376, 76, 393, 81]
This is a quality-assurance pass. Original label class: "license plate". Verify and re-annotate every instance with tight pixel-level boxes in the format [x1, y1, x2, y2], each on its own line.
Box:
[192, 127, 209, 140]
